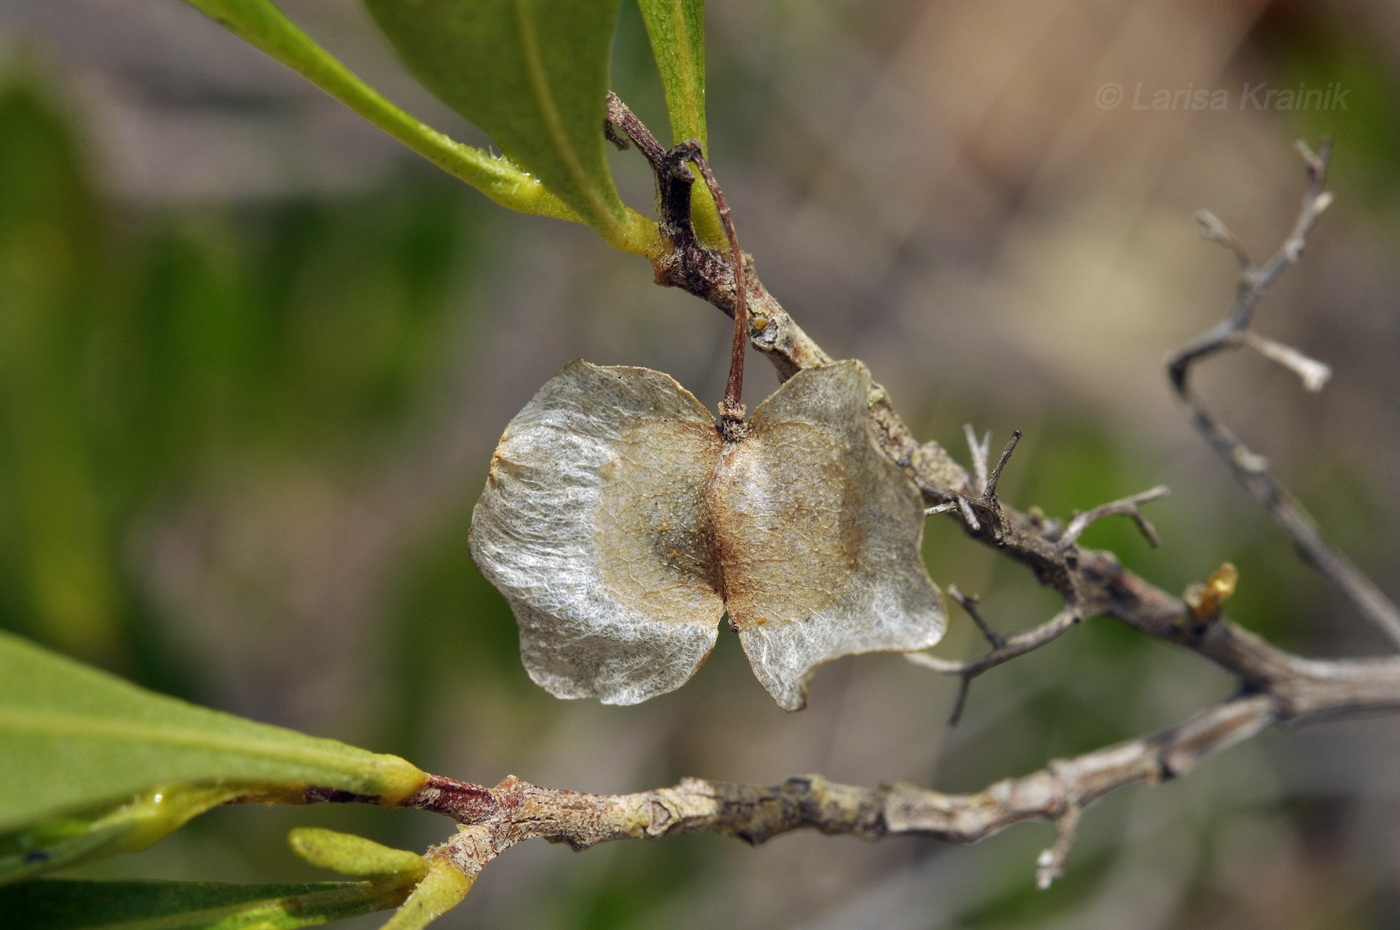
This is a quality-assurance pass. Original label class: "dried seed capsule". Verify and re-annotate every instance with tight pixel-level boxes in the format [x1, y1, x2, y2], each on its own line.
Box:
[711, 361, 947, 710]
[469, 359, 945, 710]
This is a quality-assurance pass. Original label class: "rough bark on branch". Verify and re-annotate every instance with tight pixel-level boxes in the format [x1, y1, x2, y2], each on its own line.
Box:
[404, 644, 1400, 878]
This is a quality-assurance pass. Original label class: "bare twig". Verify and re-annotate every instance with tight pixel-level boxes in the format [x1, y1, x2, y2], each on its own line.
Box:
[1170, 140, 1332, 372]
[1036, 791, 1081, 890]
[1194, 209, 1251, 268]
[935, 431, 1022, 541]
[956, 496, 981, 532]
[1241, 331, 1332, 392]
[311, 601, 1400, 874]
[947, 584, 1006, 649]
[1056, 485, 1170, 550]
[983, 431, 1021, 501]
[908, 607, 1079, 685]
[300, 654, 1400, 882]
[1165, 139, 1400, 647]
[908, 607, 1080, 725]
[964, 424, 993, 491]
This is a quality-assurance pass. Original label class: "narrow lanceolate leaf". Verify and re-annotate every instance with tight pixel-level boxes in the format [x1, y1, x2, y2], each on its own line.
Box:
[362, 0, 654, 251]
[0, 878, 405, 929]
[180, 0, 585, 229]
[636, 0, 707, 148]
[0, 632, 427, 837]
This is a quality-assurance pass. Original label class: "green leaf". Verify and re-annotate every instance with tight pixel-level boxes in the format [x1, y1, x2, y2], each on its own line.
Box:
[1, 785, 250, 883]
[362, 0, 656, 252]
[180, 0, 598, 233]
[0, 79, 122, 664]
[289, 828, 428, 881]
[378, 857, 474, 930]
[0, 631, 427, 839]
[636, 0, 707, 148]
[289, 830, 471, 930]
[0, 878, 404, 929]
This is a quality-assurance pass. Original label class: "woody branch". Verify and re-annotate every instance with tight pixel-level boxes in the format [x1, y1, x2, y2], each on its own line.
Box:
[291, 105, 1400, 889]
[582, 99, 1400, 876]
[406, 633, 1400, 882]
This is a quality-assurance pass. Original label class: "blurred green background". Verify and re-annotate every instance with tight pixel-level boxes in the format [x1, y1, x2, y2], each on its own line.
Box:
[2, 1, 1399, 927]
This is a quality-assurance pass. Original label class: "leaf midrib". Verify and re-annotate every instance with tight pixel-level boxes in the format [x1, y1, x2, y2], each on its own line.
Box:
[512, 0, 616, 232]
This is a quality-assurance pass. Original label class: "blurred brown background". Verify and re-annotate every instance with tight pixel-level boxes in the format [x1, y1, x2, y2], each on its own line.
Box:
[1, 1, 1398, 927]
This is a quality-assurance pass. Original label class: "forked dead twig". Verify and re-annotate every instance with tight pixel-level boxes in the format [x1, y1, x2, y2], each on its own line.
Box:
[1057, 486, 1170, 550]
[964, 424, 993, 491]
[1166, 139, 1400, 647]
[908, 607, 1081, 725]
[948, 584, 1006, 650]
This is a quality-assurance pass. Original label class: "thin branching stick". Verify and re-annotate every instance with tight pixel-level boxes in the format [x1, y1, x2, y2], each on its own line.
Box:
[1165, 141, 1400, 646]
